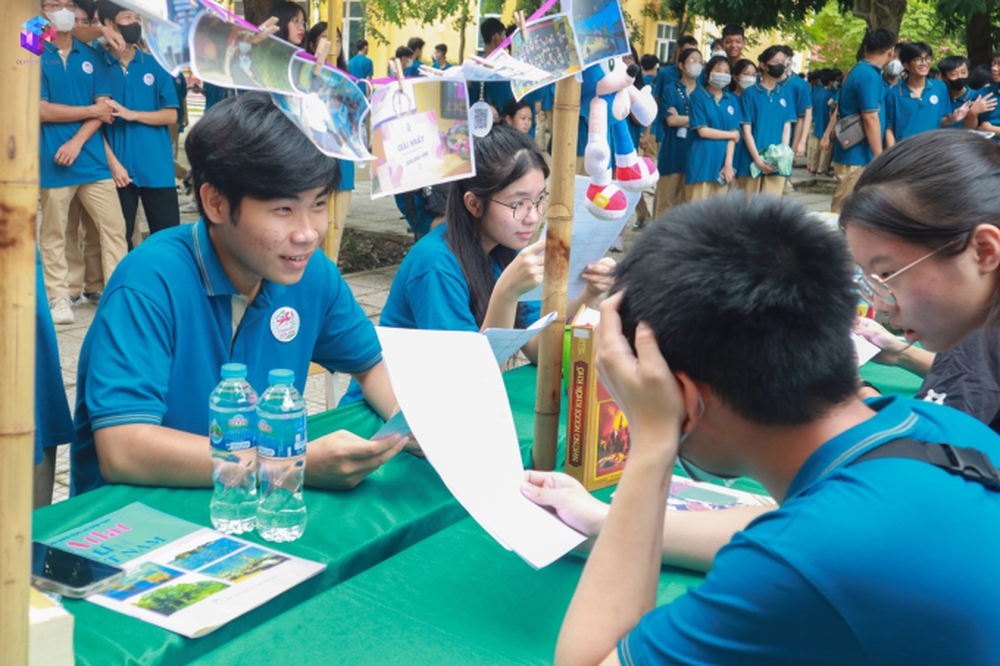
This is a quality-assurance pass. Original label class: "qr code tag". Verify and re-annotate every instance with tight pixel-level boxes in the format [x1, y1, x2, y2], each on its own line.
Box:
[469, 101, 494, 137]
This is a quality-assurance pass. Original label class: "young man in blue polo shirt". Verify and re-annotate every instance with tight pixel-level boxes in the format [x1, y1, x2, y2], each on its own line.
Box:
[975, 48, 1000, 139]
[39, 0, 128, 325]
[884, 42, 967, 147]
[95, 1, 180, 249]
[831, 29, 896, 212]
[939, 55, 996, 130]
[72, 93, 408, 496]
[347, 39, 373, 79]
[523, 193, 1000, 665]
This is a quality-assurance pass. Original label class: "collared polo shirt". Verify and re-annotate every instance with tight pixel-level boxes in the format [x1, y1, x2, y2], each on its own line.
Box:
[686, 85, 740, 184]
[347, 53, 373, 80]
[71, 219, 382, 495]
[946, 84, 979, 128]
[737, 82, 795, 177]
[976, 82, 1000, 135]
[885, 77, 950, 141]
[619, 397, 1000, 665]
[101, 48, 179, 188]
[833, 60, 886, 166]
[39, 39, 112, 189]
[812, 85, 834, 137]
[35, 251, 74, 465]
[779, 73, 812, 126]
[657, 80, 695, 175]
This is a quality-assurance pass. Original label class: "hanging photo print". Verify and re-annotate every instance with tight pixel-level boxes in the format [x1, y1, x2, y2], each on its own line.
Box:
[568, 0, 630, 67]
[142, 13, 192, 75]
[270, 54, 372, 161]
[190, 11, 298, 94]
[370, 80, 474, 199]
[510, 14, 583, 100]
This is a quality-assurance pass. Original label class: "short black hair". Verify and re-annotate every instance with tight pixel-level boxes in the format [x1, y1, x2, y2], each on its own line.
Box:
[407, 36, 425, 51]
[722, 23, 745, 38]
[779, 44, 794, 58]
[862, 28, 896, 55]
[435, 43, 447, 54]
[185, 92, 340, 222]
[640, 54, 659, 70]
[899, 41, 931, 64]
[758, 45, 785, 66]
[502, 98, 531, 119]
[938, 55, 970, 75]
[481, 17, 505, 43]
[968, 63, 992, 89]
[355, 38, 368, 51]
[75, 0, 96, 21]
[395, 45, 414, 59]
[677, 35, 698, 50]
[613, 194, 859, 425]
[95, 0, 124, 24]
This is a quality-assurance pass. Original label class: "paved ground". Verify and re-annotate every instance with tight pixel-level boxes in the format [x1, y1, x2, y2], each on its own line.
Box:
[48, 165, 833, 503]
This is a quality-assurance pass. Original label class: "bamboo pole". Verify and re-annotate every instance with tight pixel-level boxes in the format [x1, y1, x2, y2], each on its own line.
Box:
[1, 0, 40, 661]
[322, 0, 346, 264]
[532, 76, 580, 471]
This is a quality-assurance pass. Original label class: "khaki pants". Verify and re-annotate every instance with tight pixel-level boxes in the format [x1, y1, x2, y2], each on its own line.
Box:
[684, 181, 721, 203]
[323, 189, 353, 264]
[654, 172, 685, 218]
[65, 196, 104, 296]
[831, 162, 865, 213]
[40, 180, 127, 301]
[807, 135, 834, 174]
[737, 175, 786, 197]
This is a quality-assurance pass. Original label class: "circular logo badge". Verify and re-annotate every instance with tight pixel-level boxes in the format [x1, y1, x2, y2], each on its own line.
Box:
[728, 105, 735, 115]
[143, 72, 154, 86]
[82, 61, 93, 74]
[929, 94, 939, 105]
[270, 306, 300, 343]
[780, 98, 787, 107]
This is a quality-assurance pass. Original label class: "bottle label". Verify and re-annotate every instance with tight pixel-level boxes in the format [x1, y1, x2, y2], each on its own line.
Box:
[257, 414, 307, 458]
[209, 410, 256, 452]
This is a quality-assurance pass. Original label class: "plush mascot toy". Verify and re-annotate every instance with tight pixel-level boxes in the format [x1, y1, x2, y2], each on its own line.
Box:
[581, 57, 659, 219]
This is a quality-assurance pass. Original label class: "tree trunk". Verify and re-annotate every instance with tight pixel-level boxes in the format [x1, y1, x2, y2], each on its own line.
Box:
[242, 0, 272, 26]
[457, 2, 469, 64]
[852, 0, 907, 35]
[966, 12, 993, 68]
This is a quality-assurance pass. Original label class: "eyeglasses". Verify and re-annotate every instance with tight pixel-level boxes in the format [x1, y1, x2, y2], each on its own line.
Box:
[490, 194, 549, 221]
[912, 56, 933, 64]
[855, 240, 960, 307]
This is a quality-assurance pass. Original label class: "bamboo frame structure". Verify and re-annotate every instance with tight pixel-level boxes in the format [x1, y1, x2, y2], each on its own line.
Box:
[532, 76, 580, 470]
[322, 0, 346, 263]
[1, 0, 40, 661]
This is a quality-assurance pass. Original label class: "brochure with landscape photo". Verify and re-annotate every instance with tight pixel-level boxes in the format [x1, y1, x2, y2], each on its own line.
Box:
[43, 503, 325, 638]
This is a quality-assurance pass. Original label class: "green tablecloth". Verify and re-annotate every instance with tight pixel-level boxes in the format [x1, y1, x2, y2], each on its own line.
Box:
[33, 366, 547, 666]
[859, 361, 923, 399]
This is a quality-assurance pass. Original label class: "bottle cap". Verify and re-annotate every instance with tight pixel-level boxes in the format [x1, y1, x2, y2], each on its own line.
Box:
[268, 368, 295, 385]
[220, 363, 247, 380]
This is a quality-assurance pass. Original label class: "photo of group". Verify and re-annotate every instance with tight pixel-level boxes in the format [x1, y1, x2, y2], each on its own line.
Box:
[510, 14, 581, 100]
[571, 0, 630, 66]
[273, 55, 372, 160]
[191, 12, 297, 94]
[199, 547, 289, 584]
[167, 536, 245, 571]
[101, 562, 186, 602]
[143, 13, 191, 76]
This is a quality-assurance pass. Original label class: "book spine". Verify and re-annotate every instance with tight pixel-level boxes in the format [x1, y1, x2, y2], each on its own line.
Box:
[565, 327, 592, 482]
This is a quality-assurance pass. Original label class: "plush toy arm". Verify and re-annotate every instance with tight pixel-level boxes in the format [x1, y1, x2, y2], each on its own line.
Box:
[585, 97, 612, 185]
[628, 86, 658, 127]
[611, 90, 631, 122]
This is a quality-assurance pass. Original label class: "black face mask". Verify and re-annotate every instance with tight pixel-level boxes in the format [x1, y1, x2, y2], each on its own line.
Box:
[766, 63, 786, 79]
[947, 77, 968, 91]
[118, 22, 141, 45]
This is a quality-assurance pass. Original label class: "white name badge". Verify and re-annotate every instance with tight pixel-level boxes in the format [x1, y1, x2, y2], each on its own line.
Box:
[677, 127, 688, 139]
[270, 306, 300, 343]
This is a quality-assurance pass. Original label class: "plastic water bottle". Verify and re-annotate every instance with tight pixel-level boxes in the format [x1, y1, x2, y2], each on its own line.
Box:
[209, 363, 259, 534]
[255, 369, 307, 542]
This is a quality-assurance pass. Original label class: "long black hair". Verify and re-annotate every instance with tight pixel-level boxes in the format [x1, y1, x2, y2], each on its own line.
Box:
[306, 22, 347, 70]
[269, 1, 305, 46]
[444, 124, 549, 327]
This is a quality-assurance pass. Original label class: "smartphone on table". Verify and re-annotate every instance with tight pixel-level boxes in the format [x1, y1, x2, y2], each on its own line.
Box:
[31, 541, 126, 599]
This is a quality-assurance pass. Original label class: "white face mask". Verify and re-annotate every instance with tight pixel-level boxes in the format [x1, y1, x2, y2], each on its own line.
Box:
[685, 62, 703, 78]
[885, 59, 903, 77]
[709, 72, 732, 89]
[738, 75, 757, 89]
[46, 7, 76, 33]
[711, 49, 727, 59]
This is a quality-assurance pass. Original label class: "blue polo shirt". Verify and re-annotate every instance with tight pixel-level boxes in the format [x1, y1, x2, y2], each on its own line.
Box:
[812, 85, 834, 137]
[946, 85, 979, 128]
[976, 82, 1000, 131]
[686, 86, 740, 184]
[738, 82, 794, 177]
[39, 39, 112, 189]
[885, 77, 950, 141]
[71, 219, 382, 495]
[833, 60, 886, 166]
[652, 65, 680, 142]
[35, 252, 74, 466]
[102, 48, 179, 188]
[336, 159, 355, 191]
[347, 53, 373, 80]
[657, 81, 695, 175]
[619, 397, 1000, 665]
[780, 73, 812, 127]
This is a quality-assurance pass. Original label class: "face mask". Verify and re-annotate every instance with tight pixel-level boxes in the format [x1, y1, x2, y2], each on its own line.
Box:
[685, 62, 703, 78]
[766, 63, 786, 79]
[118, 22, 141, 45]
[675, 393, 739, 485]
[738, 75, 757, 89]
[46, 7, 76, 33]
[885, 59, 903, 77]
[947, 77, 968, 91]
[709, 72, 731, 89]
[711, 50, 726, 59]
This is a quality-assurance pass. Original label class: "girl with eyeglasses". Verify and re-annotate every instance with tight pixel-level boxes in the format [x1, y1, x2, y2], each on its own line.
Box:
[844, 130, 1000, 431]
[375, 125, 614, 364]
[883, 43, 967, 148]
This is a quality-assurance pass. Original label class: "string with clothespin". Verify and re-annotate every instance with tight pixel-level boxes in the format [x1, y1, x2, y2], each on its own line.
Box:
[388, 57, 414, 118]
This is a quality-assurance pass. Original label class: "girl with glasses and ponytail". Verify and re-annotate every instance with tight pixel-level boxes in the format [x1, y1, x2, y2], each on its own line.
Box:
[845, 130, 1000, 432]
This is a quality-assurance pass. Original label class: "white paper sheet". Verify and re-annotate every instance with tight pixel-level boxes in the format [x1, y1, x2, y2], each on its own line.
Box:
[483, 311, 558, 364]
[376, 327, 585, 568]
[852, 333, 881, 367]
[520, 175, 638, 302]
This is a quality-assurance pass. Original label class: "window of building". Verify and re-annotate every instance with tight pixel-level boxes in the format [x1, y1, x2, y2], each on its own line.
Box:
[656, 22, 677, 65]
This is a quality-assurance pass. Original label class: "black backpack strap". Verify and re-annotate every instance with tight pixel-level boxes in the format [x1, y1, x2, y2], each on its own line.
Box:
[850, 438, 1000, 491]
